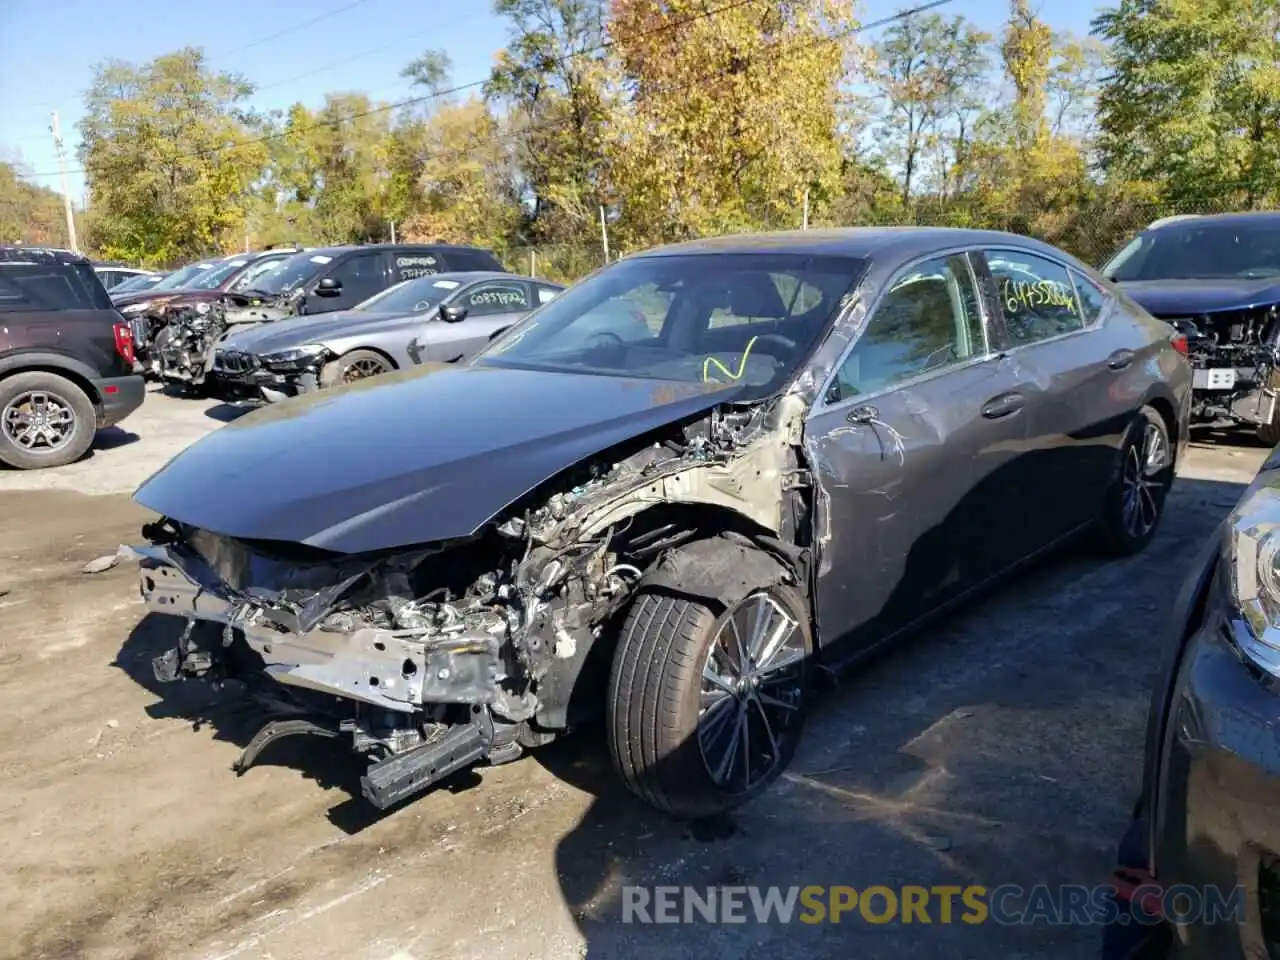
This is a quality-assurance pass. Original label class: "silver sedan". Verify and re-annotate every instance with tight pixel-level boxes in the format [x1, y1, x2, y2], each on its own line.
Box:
[207, 272, 565, 402]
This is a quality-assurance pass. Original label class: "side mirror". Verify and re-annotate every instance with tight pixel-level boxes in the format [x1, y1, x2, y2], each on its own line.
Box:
[315, 277, 342, 297]
[441, 303, 468, 323]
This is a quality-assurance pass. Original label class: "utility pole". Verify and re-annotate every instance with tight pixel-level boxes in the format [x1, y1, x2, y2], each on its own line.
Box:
[599, 205, 610, 263]
[802, 189, 810, 230]
[50, 111, 79, 252]
[389, 219, 396, 243]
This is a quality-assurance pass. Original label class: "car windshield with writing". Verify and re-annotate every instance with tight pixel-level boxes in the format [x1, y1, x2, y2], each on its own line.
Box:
[249, 252, 332, 296]
[1104, 219, 1280, 281]
[477, 253, 862, 401]
[151, 261, 218, 292]
[353, 276, 459, 314]
[111, 273, 164, 295]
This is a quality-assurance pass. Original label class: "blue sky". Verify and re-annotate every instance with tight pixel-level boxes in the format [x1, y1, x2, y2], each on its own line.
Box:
[0, 0, 1107, 202]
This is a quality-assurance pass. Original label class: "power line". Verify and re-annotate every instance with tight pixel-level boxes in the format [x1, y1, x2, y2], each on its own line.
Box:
[5, 0, 379, 117]
[207, 0, 376, 62]
[20, 0, 952, 181]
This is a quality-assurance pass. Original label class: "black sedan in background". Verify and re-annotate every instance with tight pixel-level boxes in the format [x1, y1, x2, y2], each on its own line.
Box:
[1104, 447, 1280, 960]
[129, 228, 1191, 817]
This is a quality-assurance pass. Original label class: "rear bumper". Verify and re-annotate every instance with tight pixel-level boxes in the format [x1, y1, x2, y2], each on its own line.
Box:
[93, 375, 145, 428]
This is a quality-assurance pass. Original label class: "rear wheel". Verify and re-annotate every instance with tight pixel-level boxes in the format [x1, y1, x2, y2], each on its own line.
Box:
[0, 371, 96, 470]
[607, 574, 812, 819]
[320, 349, 393, 387]
[1094, 405, 1173, 556]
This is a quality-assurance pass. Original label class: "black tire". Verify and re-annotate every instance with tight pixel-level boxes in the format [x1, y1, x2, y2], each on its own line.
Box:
[1094, 405, 1174, 556]
[606, 579, 813, 819]
[0, 371, 96, 470]
[320, 349, 393, 387]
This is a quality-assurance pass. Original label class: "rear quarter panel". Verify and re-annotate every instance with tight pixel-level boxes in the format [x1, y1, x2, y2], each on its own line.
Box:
[0, 309, 131, 379]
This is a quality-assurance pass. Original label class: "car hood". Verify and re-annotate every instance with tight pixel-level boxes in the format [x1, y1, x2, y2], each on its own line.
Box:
[1117, 278, 1280, 316]
[133, 363, 745, 554]
[111, 288, 221, 308]
[218, 310, 408, 354]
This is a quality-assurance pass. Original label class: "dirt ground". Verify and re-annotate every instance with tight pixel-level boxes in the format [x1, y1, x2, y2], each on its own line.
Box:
[0, 390, 1268, 960]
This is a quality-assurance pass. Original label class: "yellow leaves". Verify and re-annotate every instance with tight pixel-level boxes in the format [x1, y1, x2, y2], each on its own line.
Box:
[606, 0, 858, 244]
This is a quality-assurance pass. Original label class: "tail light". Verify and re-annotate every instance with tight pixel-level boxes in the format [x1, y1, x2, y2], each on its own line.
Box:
[113, 321, 136, 365]
[1170, 333, 1188, 355]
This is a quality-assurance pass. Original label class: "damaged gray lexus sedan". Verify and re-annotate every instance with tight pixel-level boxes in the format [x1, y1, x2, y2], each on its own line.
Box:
[131, 228, 1192, 818]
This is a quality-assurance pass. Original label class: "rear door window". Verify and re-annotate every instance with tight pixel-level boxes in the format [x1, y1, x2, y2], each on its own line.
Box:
[983, 250, 1086, 346]
[0, 263, 109, 312]
[392, 250, 442, 282]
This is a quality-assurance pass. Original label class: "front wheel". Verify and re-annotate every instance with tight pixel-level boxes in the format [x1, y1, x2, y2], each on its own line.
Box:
[607, 579, 813, 819]
[320, 349, 393, 387]
[1094, 405, 1174, 556]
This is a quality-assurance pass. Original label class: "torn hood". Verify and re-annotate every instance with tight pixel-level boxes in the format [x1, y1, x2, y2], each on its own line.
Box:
[133, 362, 745, 554]
[1117, 278, 1280, 317]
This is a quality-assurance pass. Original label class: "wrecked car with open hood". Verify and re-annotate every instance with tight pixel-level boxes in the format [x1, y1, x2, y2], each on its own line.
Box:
[131, 228, 1191, 818]
[1104, 211, 1280, 441]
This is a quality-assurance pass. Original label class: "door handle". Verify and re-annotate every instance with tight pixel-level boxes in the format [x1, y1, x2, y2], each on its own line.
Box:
[981, 392, 1025, 419]
[1107, 349, 1136, 371]
[846, 404, 878, 424]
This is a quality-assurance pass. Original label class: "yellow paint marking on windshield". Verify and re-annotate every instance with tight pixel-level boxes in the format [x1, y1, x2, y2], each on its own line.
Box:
[703, 335, 759, 383]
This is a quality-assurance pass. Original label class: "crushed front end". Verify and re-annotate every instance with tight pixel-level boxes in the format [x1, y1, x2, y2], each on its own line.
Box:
[1170, 306, 1280, 426]
[207, 345, 328, 403]
[133, 397, 813, 809]
[153, 302, 227, 387]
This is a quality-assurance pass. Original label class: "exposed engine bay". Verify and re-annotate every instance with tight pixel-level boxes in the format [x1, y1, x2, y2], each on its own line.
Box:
[134, 397, 814, 809]
[150, 293, 301, 389]
[1169, 305, 1280, 426]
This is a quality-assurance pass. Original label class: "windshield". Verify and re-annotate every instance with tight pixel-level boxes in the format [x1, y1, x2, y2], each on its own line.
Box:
[186, 256, 250, 290]
[227, 256, 287, 293]
[354, 275, 460, 313]
[477, 253, 864, 400]
[1104, 220, 1280, 281]
[152, 260, 219, 292]
[112, 273, 163, 294]
[250, 251, 333, 295]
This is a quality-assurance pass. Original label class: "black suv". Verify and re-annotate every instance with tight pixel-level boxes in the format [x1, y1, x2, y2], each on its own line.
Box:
[223, 243, 508, 320]
[0, 247, 145, 469]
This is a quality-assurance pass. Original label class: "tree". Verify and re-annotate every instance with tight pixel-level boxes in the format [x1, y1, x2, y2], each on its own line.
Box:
[78, 48, 267, 266]
[399, 98, 523, 250]
[1002, 0, 1054, 151]
[866, 13, 991, 207]
[269, 93, 396, 243]
[486, 0, 616, 245]
[0, 162, 70, 247]
[607, 0, 858, 243]
[1092, 0, 1280, 207]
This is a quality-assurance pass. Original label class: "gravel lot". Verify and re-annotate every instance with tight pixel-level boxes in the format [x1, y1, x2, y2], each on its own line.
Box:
[0, 390, 1267, 960]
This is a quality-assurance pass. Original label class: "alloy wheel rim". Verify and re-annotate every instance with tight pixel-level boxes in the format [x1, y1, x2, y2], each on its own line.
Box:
[344, 358, 387, 382]
[697, 592, 807, 793]
[1120, 421, 1169, 539]
[1, 391, 75, 452]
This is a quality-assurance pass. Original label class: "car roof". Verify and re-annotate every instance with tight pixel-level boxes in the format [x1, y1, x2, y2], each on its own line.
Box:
[632, 227, 1078, 265]
[0, 245, 93, 266]
[1145, 211, 1280, 232]
[295, 242, 500, 259]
